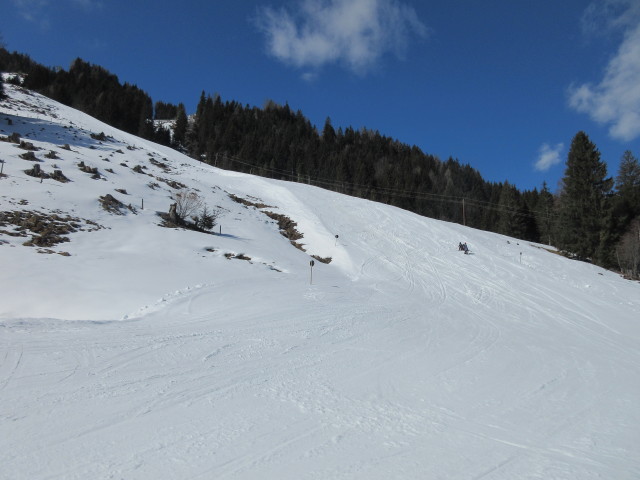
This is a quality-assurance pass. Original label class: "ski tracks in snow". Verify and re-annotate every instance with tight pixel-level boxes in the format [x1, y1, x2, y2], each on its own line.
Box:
[0, 342, 23, 392]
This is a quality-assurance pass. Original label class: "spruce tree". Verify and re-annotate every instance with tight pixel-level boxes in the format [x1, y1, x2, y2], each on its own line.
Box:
[173, 103, 188, 148]
[322, 117, 336, 143]
[497, 182, 524, 237]
[0, 75, 5, 99]
[154, 101, 177, 120]
[616, 150, 640, 208]
[610, 150, 640, 270]
[535, 182, 556, 245]
[557, 131, 613, 262]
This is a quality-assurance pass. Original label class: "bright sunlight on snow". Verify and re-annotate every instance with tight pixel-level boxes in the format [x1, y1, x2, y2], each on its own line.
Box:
[1, 83, 640, 479]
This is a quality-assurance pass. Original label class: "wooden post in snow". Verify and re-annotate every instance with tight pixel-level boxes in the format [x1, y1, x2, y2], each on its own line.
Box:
[310, 260, 315, 285]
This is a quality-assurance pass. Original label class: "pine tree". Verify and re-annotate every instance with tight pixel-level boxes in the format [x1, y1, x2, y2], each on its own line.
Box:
[610, 151, 640, 272]
[616, 151, 640, 208]
[154, 101, 177, 120]
[497, 182, 522, 237]
[616, 217, 640, 278]
[322, 117, 336, 143]
[557, 131, 613, 262]
[497, 182, 537, 240]
[535, 182, 556, 245]
[609, 150, 640, 234]
[173, 103, 188, 148]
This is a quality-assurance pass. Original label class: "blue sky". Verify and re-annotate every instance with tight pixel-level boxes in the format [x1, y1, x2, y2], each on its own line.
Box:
[2, 0, 640, 192]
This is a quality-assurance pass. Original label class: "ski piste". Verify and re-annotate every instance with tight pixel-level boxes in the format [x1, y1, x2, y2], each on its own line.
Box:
[1, 82, 639, 479]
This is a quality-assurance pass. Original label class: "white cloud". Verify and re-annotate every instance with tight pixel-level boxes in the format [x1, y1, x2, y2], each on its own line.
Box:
[255, 0, 429, 75]
[535, 143, 564, 172]
[569, 1, 640, 141]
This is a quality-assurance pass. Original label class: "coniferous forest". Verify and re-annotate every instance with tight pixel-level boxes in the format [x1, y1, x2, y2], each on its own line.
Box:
[1, 48, 639, 277]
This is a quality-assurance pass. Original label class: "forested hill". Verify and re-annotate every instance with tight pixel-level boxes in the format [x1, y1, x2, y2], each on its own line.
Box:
[1, 49, 638, 274]
[188, 94, 532, 234]
[0, 49, 550, 237]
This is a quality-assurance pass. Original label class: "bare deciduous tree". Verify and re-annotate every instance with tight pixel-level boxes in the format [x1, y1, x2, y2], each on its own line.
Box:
[616, 217, 640, 279]
[173, 191, 203, 222]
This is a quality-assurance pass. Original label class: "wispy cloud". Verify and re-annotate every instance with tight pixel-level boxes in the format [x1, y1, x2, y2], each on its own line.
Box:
[255, 0, 429, 76]
[10, 0, 48, 10]
[535, 143, 564, 172]
[301, 71, 319, 82]
[569, 0, 640, 141]
[581, 0, 640, 34]
[10, 0, 50, 25]
[70, 0, 103, 10]
[10, 0, 102, 26]
[71, 0, 102, 7]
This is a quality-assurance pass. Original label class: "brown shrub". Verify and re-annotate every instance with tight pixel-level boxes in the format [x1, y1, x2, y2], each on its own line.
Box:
[263, 210, 305, 250]
[311, 255, 332, 264]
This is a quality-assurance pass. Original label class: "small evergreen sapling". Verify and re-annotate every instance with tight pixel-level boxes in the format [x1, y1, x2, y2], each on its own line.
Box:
[197, 205, 218, 231]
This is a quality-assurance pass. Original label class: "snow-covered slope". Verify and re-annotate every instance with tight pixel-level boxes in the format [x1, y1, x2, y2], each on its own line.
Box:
[1, 84, 639, 479]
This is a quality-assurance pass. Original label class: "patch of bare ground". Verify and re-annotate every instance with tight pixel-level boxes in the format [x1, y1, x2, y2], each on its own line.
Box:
[24, 163, 69, 182]
[99, 194, 137, 215]
[132, 165, 150, 175]
[224, 252, 251, 261]
[155, 176, 186, 189]
[0, 210, 103, 250]
[149, 158, 171, 173]
[263, 210, 305, 251]
[311, 255, 332, 264]
[78, 161, 101, 179]
[0, 132, 21, 144]
[228, 193, 273, 209]
[228, 194, 331, 262]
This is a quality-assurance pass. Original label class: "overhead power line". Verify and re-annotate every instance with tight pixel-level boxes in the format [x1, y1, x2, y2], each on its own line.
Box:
[208, 152, 559, 221]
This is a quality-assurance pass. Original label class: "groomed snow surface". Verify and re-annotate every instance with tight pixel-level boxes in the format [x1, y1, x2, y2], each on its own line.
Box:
[1, 84, 640, 479]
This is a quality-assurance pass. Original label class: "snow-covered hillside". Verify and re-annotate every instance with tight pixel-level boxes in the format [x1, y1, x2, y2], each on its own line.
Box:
[1, 83, 639, 479]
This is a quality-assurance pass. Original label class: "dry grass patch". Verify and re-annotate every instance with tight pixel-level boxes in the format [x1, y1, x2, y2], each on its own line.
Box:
[0, 210, 103, 249]
[263, 211, 305, 251]
[149, 158, 171, 173]
[78, 161, 101, 179]
[156, 176, 186, 189]
[311, 255, 332, 264]
[99, 194, 137, 215]
[228, 193, 273, 209]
